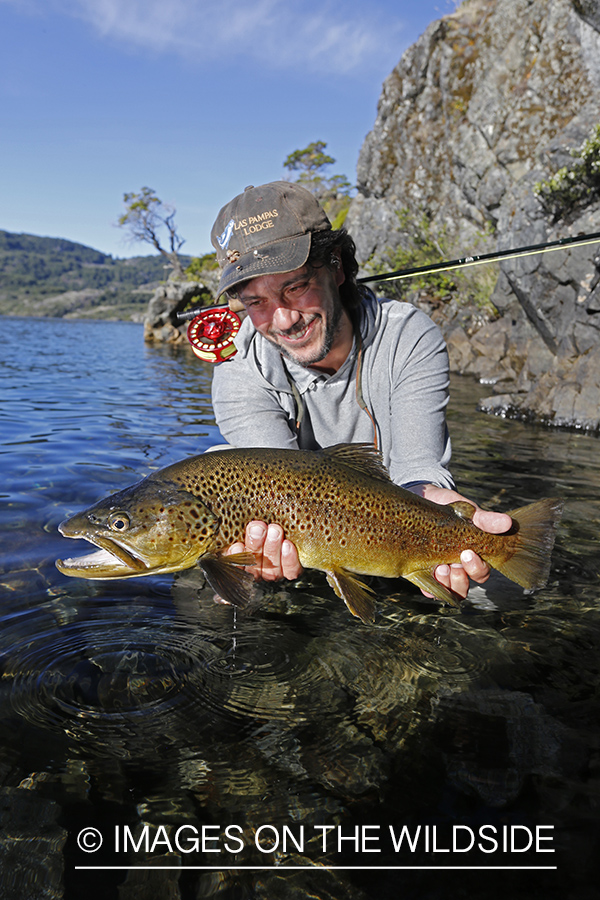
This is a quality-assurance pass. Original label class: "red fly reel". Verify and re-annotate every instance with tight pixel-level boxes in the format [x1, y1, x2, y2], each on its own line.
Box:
[186, 307, 241, 363]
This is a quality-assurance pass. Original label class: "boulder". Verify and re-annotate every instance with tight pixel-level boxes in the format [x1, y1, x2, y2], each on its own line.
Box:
[143, 280, 213, 344]
[346, 0, 600, 430]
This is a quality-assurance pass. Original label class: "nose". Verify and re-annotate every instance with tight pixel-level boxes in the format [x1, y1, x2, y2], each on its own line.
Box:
[271, 303, 302, 332]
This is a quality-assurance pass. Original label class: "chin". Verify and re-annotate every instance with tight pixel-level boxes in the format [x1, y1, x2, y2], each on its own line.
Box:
[270, 331, 328, 366]
[284, 335, 331, 365]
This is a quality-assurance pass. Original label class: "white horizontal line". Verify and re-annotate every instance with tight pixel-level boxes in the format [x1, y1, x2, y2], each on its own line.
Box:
[75, 865, 558, 871]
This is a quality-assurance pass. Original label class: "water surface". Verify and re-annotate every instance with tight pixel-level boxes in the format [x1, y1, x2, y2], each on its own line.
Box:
[1, 316, 599, 900]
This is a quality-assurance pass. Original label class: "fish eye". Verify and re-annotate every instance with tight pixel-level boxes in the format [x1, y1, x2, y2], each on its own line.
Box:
[108, 512, 130, 532]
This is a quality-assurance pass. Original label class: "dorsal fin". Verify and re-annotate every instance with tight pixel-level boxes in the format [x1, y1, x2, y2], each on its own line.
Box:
[321, 443, 392, 483]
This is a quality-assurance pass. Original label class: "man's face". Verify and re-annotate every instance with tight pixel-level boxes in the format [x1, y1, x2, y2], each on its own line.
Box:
[236, 261, 348, 369]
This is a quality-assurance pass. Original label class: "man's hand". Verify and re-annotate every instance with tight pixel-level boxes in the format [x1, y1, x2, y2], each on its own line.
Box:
[223, 521, 303, 582]
[411, 484, 513, 599]
[222, 487, 512, 603]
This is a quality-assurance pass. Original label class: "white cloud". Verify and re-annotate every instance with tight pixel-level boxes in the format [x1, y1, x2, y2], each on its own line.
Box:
[2, 0, 407, 75]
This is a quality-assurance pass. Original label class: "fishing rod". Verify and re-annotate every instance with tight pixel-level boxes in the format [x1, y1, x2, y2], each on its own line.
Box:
[357, 229, 600, 285]
[178, 229, 600, 361]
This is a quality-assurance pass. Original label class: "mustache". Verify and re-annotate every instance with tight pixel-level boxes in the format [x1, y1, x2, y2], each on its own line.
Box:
[271, 315, 317, 338]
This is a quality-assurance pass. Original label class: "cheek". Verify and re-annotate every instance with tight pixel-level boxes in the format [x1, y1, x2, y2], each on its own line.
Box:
[247, 307, 273, 332]
[305, 282, 337, 312]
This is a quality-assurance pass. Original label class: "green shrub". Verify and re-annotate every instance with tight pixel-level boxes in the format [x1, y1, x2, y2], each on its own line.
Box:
[533, 123, 600, 220]
[365, 209, 498, 311]
[184, 252, 218, 281]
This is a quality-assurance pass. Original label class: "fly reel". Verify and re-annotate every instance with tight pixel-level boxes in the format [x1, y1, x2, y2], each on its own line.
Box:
[185, 307, 241, 363]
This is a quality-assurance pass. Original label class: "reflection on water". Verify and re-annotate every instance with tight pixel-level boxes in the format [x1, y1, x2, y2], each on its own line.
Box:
[1, 317, 600, 899]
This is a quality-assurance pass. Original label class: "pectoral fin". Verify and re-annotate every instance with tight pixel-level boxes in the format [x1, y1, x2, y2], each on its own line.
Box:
[199, 551, 257, 608]
[403, 570, 460, 607]
[326, 568, 376, 624]
[221, 551, 257, 567]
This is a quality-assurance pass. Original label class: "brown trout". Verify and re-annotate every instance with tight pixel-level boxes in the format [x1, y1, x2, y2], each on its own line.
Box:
[56, 443, 563, 623]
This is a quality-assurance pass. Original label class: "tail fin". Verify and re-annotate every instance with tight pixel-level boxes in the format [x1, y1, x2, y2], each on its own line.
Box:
[494, 498, 563, 591]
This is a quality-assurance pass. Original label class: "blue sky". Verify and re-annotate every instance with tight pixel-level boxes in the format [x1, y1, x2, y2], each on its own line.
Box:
[1, 0, 458, 258]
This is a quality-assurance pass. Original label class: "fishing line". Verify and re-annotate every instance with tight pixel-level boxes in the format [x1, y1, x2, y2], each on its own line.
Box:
[357, 230, 600, 285]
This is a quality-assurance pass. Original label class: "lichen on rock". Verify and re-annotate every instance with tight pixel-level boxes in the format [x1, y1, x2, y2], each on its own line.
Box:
[347, 0, 600, 431]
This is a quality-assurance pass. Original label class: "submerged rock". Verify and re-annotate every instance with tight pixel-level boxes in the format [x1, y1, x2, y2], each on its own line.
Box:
[0, 788, 66, 900]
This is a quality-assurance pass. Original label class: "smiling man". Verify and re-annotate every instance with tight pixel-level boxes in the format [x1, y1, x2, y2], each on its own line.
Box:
[210, 181, 511, 600]
[235, 260, 350, 371]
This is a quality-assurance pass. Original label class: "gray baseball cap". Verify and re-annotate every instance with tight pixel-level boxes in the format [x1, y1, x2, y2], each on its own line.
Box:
[211, 181, 331, 298]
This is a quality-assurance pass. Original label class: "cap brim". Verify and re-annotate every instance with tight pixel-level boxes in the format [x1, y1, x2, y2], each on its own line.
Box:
[216, 234, 312, 298]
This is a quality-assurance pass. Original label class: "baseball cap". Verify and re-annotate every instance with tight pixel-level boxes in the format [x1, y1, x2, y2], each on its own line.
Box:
[211, 181, 332, 298]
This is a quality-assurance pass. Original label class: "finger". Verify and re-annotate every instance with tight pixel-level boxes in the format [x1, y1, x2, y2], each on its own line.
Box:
[245, 520, 268, 551]
[242, 521, 268, 580]
[433, 563, 470, 600]
[260, 523, 284, 581]
[436, 563, 468, 601]
[472, 509, 513, 534]
[419, 563, 452, 599]
[448, 563, 470, 598]
[222, 541, 246, 557]
[434, 563, 451, 590]
[281, 539, 303, 580]
[460, 549, 490, 585]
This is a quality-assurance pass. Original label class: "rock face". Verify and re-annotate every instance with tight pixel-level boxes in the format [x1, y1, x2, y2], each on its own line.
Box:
[346, 0, 600, 430]
[143, 280, 214, 344]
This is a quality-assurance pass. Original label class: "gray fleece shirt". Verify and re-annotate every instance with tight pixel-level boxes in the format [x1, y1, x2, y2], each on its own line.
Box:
[211, 293, 454, 489]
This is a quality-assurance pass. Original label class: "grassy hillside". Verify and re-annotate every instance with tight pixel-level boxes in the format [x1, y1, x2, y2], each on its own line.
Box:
[0, 230, 191, 320]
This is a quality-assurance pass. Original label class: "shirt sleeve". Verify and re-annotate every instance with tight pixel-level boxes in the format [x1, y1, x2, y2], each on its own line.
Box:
[211, 354, 300, 450]
[384, 307, 454, 489]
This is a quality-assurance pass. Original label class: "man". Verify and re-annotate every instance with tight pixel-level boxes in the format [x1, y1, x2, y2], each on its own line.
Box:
[210, 181, 511, 600]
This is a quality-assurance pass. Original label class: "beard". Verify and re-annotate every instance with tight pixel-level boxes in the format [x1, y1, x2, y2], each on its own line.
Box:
[267, 296, 345, 368]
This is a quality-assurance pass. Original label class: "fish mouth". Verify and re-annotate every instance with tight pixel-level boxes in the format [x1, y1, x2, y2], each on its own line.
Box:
[56, 527, 150, 579]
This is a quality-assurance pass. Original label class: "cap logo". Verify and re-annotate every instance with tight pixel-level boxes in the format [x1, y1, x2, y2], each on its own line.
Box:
[216, 218, 235, 250]
[211, 181, 332, 295]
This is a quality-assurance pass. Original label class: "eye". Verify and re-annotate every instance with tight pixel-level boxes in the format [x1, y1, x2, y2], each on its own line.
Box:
[108, 512, 130, 532]
[288, 281, 308, 294]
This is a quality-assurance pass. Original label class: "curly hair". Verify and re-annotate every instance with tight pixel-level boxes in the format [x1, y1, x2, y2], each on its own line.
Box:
[305, 228, 371, 312]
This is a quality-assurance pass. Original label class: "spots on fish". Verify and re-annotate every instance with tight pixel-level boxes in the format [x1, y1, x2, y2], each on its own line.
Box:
[160, 448, 457, 564]
[58, 445, 562, 612]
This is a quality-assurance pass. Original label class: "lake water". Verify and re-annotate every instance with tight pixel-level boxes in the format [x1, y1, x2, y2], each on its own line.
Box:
[1, 316, 599, 900]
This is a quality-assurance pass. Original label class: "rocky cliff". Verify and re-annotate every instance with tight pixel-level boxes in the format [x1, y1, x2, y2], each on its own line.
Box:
[346, 0, 600, 430]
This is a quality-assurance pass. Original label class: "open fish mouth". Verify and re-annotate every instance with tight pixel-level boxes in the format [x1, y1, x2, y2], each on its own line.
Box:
[55, 530, 149, 578]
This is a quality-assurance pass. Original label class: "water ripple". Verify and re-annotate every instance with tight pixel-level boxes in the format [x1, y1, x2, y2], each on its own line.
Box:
[3, 604, 317, 760]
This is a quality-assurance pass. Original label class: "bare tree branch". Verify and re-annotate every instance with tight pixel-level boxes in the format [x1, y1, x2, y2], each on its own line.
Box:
[118, 187, 186, 279]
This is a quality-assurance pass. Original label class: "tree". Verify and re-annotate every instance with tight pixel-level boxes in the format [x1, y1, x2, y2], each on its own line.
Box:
[118, 187, 186, 279]
[283, 141, 354, 228]
[283, 141, 336, 195]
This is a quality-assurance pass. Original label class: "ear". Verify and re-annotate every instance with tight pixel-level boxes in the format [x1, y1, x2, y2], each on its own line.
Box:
[331, 250, 345, 288]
